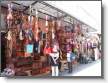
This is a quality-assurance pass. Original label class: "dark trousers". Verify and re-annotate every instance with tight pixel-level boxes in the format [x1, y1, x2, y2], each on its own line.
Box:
[58, 61, 61, 70]
[80, 56, 84, 63]
[68, 62, 72, 73]
[47, 55, 51, 66]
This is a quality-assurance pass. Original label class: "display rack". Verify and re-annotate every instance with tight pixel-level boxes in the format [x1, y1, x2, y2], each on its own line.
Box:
[0, 1, 98, 76]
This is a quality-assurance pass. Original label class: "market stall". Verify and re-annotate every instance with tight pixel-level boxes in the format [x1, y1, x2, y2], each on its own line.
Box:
[0, 1, 100, 76]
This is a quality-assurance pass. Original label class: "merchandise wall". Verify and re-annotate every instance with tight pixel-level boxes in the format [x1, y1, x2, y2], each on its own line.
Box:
[0, 1, 101, 77]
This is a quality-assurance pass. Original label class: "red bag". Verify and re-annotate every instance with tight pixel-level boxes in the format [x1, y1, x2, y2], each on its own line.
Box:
[44, 47, 52, 55]
[16, 51, 24, 57]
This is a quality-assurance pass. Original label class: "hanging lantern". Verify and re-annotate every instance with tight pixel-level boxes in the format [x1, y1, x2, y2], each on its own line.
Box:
[45, 15, 49, 33]
[52, 21, 55, 39]
[35, 32, 39, 41]
[35, 10, 38, 28]
[58, 20, 61, 27]
[74, 23, 80, 34]
[35, 9, 38, 18]
[45, 15, 48, 26]
[28, 5, 34, 25]
[34, 9, 39, 41]
[57, 20, 61, 30]
[7, 3, 13, 20]
[45, 27, 49, 33]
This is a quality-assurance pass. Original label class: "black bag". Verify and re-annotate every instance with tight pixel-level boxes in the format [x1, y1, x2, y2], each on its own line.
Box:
[50, 56, 59, 66]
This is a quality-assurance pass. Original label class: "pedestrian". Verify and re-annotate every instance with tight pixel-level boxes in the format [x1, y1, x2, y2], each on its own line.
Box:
[66, 43, 73, 73]
[49, 43, 59, 76]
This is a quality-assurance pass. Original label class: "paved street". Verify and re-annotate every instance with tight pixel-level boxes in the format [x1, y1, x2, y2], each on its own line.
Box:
[61, 59, 101, 76]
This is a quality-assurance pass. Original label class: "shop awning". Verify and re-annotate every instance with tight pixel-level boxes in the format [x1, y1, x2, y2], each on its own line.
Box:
[45, 1, 101, 34]
[1, 1, 101, 34]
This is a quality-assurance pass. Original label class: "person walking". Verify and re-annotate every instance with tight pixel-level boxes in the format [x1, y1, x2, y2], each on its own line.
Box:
[49, 43, 59, 76]
[66, 43, 73, 73]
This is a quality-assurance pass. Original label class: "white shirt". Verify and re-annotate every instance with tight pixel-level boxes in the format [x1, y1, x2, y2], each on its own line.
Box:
[67, 53, 71, 62]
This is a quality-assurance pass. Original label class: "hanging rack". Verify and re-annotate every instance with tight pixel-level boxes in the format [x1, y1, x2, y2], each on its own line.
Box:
[39, 1, 97, 32]
[11, 1, 78, 25]
[1, 1, 97, 32]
